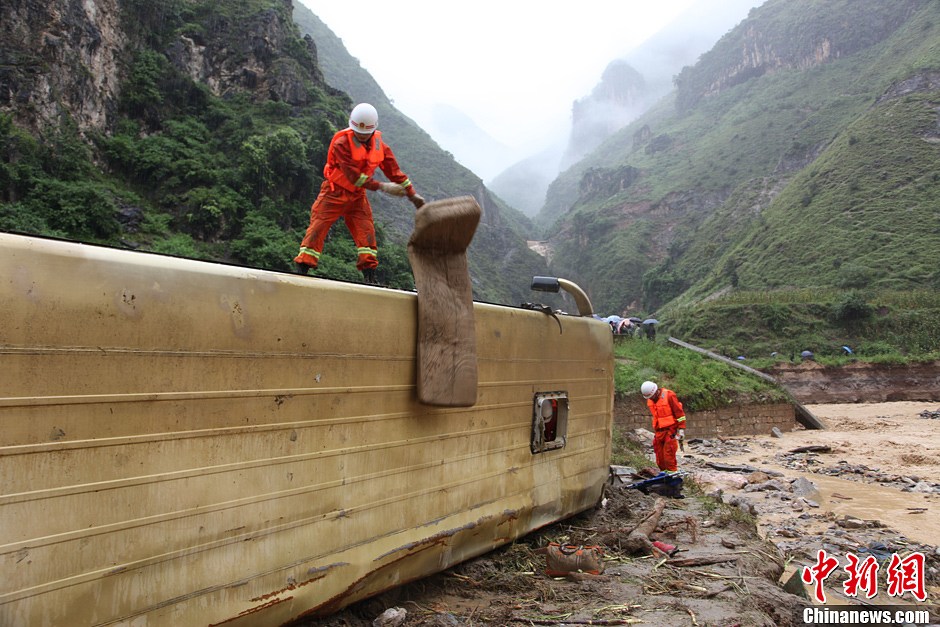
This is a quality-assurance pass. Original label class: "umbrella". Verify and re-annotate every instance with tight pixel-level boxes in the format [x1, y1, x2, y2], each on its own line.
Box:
[643, 318, 659, 325]
[628, 317, 643, 324]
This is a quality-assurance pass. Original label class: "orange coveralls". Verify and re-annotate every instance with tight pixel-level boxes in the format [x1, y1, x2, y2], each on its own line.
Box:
[294, 129, 417, 271]
[646, 388, 687, 472]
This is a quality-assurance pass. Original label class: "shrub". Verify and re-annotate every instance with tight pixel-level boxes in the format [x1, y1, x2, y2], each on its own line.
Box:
[25, 180, 121, 240]
[181, 185, 248, 241]
[855, 340, 899, 356]
[831, 290, 873, 322]
[239, 127, 309, 203]
[836, 263, 874, 289]
[229, 211, 297, 271]
[147, 233, 204, 259]
[0, 201, 54, 234]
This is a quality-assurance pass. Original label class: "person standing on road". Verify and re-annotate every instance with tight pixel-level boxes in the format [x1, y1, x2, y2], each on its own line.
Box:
[294, 103, 425, 283]
[641, 381, 686, 473]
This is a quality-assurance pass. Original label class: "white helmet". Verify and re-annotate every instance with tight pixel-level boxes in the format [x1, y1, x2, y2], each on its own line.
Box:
[641, 381, 658, 399]
[349, 103, 378, 135]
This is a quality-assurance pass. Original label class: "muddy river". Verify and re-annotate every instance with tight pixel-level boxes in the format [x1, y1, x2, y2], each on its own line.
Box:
[706, 401, 940, 545]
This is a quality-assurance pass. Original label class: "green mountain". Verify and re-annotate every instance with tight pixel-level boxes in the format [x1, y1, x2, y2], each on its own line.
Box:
[0, 0, 547, 305]
[3, 0, 937, 356]
[537, 0, 940, 356]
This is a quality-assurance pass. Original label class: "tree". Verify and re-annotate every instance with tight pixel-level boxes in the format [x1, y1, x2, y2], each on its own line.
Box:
[239, 127, 309, 205]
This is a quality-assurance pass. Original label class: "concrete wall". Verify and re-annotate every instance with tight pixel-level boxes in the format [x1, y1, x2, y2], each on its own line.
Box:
[614, 396, 799, 438]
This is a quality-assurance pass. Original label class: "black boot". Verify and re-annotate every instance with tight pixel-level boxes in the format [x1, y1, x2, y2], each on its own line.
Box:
[362, 268, 377, 284]
[294, 262, 310, 275]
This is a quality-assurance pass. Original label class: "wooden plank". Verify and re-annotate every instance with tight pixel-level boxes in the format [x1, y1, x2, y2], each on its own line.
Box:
[407, 196, 482, 407]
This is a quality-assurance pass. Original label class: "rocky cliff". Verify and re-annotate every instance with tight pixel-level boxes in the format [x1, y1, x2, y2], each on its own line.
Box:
[162, 2, 329, 107]
[674, 0, 925, 111]
[561, 60, 649, 170]
[2, 0, 126, 132]
[1, 0, 337, 135]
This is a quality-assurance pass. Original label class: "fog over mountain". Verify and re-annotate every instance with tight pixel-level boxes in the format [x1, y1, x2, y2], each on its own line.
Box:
[489, 0, 762, 217]
[426, 104, 513, 181]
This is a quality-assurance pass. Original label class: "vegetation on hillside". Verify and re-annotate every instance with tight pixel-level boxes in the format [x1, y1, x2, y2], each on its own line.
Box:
[536, 0, 939, 359]
[614, 338, 789, 411]
[1, 0, 547, 301]
[661, 289, 940, 364]
[0, 0, 430, 287]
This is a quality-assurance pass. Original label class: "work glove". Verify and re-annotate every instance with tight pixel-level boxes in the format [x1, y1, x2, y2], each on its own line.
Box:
[676, 429, 685, 441]
[409, 194, 426, 209]
[378, 182, 406, 197]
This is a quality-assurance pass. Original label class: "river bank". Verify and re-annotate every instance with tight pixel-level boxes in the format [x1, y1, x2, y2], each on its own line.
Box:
[700, 401, 940, 546]
[768, 361, 940, 403]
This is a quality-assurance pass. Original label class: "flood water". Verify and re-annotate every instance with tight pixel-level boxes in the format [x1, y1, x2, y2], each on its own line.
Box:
[709, 401, 940, 547]
[769, 469, 940, 546]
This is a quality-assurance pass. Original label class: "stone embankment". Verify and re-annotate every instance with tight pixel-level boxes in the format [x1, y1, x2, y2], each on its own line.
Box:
[615, 398, 799, 440]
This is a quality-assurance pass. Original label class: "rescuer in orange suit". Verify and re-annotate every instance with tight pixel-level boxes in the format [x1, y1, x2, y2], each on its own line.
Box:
[641, 381, 686, 473]
[294, 103, 425, 283]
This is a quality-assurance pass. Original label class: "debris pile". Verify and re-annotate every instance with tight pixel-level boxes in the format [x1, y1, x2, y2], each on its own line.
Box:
[302, 411, 940, 627]
[303, 477, 815, 626]
[677, 438, 940, 595]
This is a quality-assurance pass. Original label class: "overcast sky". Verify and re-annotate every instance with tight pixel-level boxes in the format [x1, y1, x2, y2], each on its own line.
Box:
[296, 1, 703, 154]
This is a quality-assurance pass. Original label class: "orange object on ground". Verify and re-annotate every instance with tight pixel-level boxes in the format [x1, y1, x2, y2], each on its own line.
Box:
[652, 540, 679, 556]
[543, 543, 605, 576]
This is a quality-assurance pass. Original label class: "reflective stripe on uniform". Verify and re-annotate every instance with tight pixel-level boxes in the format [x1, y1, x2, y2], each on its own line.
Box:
[357, 247, 377, 257]
[298, 247, 321, 260]
[354, 173, 368, 187]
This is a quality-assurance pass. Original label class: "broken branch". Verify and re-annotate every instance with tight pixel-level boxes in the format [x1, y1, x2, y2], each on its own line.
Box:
[667, 555, 740, 567]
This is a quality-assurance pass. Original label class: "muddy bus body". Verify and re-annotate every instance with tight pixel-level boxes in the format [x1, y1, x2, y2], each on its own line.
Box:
[0, 232, 613, 626]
